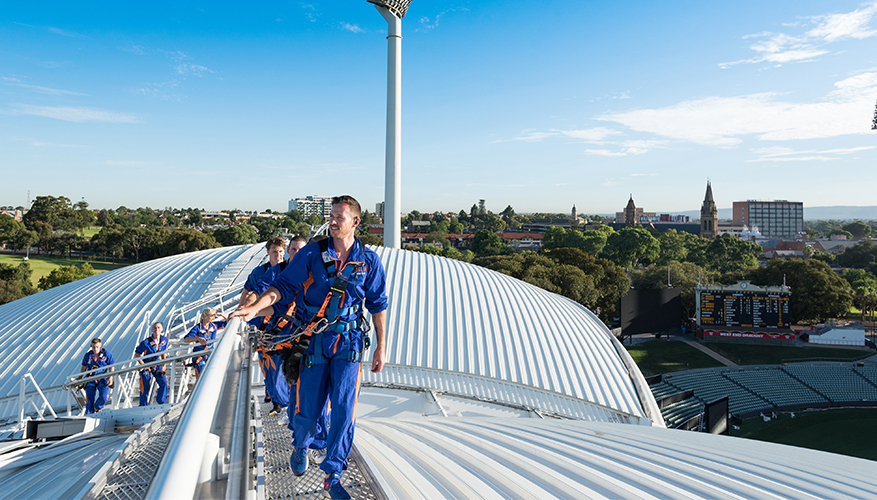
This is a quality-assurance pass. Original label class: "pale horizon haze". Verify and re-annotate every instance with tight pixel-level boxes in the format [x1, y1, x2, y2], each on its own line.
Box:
[2, 1, 876, 215]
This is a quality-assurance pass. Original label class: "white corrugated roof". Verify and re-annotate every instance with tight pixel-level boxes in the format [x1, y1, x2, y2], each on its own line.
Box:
[0, 244, 265, 421]
[355, 417, 877, 500]
[363, 248, 655, 423]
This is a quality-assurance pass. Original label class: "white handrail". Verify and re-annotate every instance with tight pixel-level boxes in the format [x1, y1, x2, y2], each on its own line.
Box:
[145, 317, 245, 500]
[17, 373, 58, 425]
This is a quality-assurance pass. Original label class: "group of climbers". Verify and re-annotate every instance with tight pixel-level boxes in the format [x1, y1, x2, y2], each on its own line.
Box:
[78, 307, 227, 413]
[232, 195, 388, 500]
[76, 195, 387, 500]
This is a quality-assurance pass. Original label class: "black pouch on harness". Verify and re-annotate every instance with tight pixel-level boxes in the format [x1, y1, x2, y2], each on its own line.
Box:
[281, 335, 311, 385]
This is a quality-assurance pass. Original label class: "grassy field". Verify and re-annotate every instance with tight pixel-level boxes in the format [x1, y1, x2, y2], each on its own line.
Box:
[0, 254, 127, 286]
[703, 342, 872, 365]
[82, 227, 101, 238]
[733, 408, 877, 461]
[626, 340, 725, 377]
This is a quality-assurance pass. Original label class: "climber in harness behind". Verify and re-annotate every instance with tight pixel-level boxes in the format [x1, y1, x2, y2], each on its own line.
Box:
[231, 195, 387, 500]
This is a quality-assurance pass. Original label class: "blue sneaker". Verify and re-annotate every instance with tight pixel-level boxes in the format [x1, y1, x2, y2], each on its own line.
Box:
[323, 473, 350, 500]
[290, 447, 308, 476]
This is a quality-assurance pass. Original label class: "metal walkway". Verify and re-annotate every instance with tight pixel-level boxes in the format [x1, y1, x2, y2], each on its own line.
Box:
[258, 400, 380, 500]
[91, 404, 185, 500]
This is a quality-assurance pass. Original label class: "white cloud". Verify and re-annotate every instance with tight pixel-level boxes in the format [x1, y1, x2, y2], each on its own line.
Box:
[133, 81, 181, 101]
[807, 3, 877, 41]
[748, 144, 876, 161]
[586, 149, 626, 157]
[46, 26, 79, 37]
[340, 22, 364, 33]
[175, 63, 213, 77]
[559, 127, 623, 141]
[418, 8, 468, 30]
[599, 72, 877, 144]
[721, 2, 877, 67]
[14, 104, 141, 123]
[2, 77, 85, 96]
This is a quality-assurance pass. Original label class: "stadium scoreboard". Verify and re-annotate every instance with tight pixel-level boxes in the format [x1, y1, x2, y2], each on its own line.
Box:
[697, 282, 791, 330]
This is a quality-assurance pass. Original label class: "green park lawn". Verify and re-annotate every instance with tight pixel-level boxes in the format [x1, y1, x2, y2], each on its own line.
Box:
[626, 340, 724, 377]
[733, 408, 877, 461]
[702, 342, 872, 365]
[0, 254, 126, 286]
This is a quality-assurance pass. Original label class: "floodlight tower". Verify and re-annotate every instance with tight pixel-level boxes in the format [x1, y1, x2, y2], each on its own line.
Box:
[368, 0, 411, 249]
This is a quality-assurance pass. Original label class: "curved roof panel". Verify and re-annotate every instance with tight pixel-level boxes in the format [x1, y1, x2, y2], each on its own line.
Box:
[0, 244, 265, 420]
[356, 417, 877, 499]
[364, 248, 653, 421]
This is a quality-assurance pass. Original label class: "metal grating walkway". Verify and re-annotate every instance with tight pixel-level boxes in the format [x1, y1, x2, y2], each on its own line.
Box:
[259, 401, 379, 500]
[92, 405, 185, 500]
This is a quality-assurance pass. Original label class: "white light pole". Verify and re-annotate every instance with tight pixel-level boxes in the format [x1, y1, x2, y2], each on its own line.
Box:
[369, 0, 411, 249]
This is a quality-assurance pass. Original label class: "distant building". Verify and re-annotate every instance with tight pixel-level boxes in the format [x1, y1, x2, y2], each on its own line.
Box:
[700, 182, 717, 240]
[732, 200, 803, 239]
[288, 196, 333, 219]
[571, 204, 578, 222]
[375, 201, 385, 221]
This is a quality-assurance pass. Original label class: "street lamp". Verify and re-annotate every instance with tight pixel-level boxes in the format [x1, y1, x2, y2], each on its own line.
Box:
[368, 0, 411, 249]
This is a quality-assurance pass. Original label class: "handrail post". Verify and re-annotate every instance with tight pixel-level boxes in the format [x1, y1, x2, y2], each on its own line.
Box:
[18, 376, 25, 424]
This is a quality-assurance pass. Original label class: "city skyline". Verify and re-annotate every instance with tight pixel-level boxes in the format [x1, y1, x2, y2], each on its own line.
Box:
[2, 1, 876, 214]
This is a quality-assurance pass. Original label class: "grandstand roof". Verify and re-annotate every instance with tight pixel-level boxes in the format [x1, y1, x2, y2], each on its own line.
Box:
[3, 244, 877, 498]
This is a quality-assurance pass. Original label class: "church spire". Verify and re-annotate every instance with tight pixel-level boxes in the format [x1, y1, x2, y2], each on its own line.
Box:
[700, 181, 717, 239]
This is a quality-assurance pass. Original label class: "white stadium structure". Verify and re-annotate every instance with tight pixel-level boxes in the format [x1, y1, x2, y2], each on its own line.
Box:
[0, 244, 876, 499]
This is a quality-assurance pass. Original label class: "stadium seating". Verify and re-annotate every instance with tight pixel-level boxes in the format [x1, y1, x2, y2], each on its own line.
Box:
[652, 364, 877, 421]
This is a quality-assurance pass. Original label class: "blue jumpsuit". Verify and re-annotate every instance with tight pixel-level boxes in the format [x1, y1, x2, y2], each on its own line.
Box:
[185, 321, 224, 377]
[81, 348, 115, 414]
[255, 262, 291, 407]
[135, 335, 169, 405]
[272, 238, 387, 475]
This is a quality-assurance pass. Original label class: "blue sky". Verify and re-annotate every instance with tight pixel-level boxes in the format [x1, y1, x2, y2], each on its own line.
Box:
[2, 1, 876, 215]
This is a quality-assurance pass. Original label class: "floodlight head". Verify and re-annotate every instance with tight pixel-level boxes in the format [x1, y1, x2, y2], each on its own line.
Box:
[367, 0, 412, 18]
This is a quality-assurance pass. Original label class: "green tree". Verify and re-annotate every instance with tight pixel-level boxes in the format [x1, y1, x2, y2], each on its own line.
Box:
[547, 247, 629, 320]
[213, 225, 259, 246]
[31, 221, 53, 255]
[92, 227, 125, 263]
[601, 227, 660, 270]
[838, 241, 875, 269]
[306, 214, 324, 226]
[843, 221, 872, 240]
[23, 195, 74, 230]
[187, 209, 203, 227]
[0, 262, 36, 305]
[11, 228, 38, 255]
[38, 263, 95, 290]
[96, 209, 115, 227]
[286, 209, 304, 223]
[162, 228, 221, 256]
[357, 231, 383, 246]
[542, 226, 567, 251]
[843, 268, 877, 293]
[702, 233, 760, 273]
[470, 230, 507, 256]
[656, 229, 705, 266]
[0, 214, 25, 248]
[747, 259, 853, 324]
[73, 200, 96, 234]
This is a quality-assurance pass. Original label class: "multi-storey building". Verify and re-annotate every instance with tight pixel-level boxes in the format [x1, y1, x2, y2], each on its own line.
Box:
[288, 196, 334, 219]
[732, 200, 803, 239]
[375, 201, 385, 221]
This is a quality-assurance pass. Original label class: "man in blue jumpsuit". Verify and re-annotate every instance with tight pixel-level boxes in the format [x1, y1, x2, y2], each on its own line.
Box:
[79, 338, 115, 414]
[135, 322, 169, 406]
[239, 236, 288, 413]
[233, 196, 387, 500]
